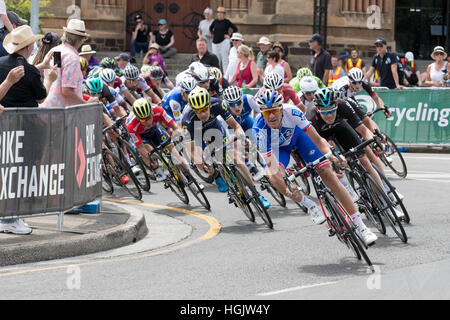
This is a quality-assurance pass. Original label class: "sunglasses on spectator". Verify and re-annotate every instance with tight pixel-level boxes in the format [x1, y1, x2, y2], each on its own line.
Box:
[228, 100, 242, 108]
[139, 115, 153, 122]
[194, 105, 210, 114]
[375, 44, 384, 48]
[318, 107, 337, 115]
[261, 108, 282, 116]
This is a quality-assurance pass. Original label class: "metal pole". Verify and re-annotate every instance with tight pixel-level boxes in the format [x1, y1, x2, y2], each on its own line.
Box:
[324, 0, 328, 49]
[30, 0, 40, 34]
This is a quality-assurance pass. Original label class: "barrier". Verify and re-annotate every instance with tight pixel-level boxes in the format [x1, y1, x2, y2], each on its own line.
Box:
[0, 103, 103, 222]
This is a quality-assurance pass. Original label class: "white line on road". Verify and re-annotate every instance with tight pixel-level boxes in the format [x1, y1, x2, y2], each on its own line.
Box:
[404, 156, 450, 161]
[256, 281, 337, 296]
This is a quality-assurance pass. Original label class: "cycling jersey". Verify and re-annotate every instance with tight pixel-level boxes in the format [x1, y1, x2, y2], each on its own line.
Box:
[113, 76, 125, 91]
[289, 75, 326, 93]
[225, 94, 260, 132]
[252, 104, 327, 169]
[126, 105, 175, 146]
[120, 76, 152, 96]
[333, 76, 377, 100]
[161, 87, 189, 124]
[281, 83, 302, 107]
[209, 77, 229, 98]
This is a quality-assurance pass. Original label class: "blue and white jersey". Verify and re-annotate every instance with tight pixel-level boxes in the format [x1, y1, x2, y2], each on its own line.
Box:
[252, 104, 312, 157]
[225, 94, 259, 123]
[161, 87, 188, 124]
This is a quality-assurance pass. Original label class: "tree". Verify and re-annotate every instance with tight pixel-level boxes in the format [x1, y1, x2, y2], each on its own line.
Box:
[6, 0, 53, 31]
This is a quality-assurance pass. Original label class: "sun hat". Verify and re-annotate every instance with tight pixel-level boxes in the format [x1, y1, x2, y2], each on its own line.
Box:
[231, 33, 243, 41]
[3, 25, 43, 54]
[405, 51, 414, 61]
[79, 44, 96, 55]
[431, 46, 447, 60]
[63, 19, 90, 37]
[257, 36, 271, 45]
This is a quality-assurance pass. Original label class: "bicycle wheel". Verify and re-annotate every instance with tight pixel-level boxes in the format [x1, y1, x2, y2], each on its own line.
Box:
[364, 173, 407, 243]
[235, 166, 273, 229]
[101, 156, 114, 194]
[380, 133, 407, 178]
[372, 164, 410, 224]
[116, 138, 151, 192]
[158, 152, 189, 204]
[323, 191, 373, 267]
[103, 148, 142, 200]
[347, 170, 386, 235]
[260, 176, 287, 207]
[184, 171, 211, 211]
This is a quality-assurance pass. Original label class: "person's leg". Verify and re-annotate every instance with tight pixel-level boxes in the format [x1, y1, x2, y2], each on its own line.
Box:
[220, 38, 230, 73]
[130, 39, 137, 58]
[162, 47, 177, 58]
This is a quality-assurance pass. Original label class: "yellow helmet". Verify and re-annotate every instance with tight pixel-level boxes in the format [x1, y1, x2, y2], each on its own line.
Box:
[132, 98, 152, 119]
[188, 86, 210, 110]
[80, 56, 88, 70]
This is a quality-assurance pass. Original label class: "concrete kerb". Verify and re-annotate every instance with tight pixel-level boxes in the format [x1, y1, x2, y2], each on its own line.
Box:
[0, 203, 148, 267]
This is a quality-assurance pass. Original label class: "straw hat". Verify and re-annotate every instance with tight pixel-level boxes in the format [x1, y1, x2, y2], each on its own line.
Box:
[79, 44, 96, 55]
[3, 25, 43, 54]
[431, 46, 447, 60]
[257, 36, 271, 45]
[149, 43, 160, 50]
[63, 19, 90, 37]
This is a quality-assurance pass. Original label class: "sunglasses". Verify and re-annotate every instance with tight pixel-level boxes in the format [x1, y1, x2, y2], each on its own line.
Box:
[350, 81, 362, 85]
[194, 105, 210, 114]
[138, 115, 153, 122]
[304, 91, 315, 95]
[375, 44, 384, 48]
[261, 108, 282, 116]
[318, 107, 337, 115]
[228, 100, 242, 108]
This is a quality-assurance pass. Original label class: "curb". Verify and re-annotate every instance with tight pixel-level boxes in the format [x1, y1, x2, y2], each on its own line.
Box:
[0, 204, 148, 267]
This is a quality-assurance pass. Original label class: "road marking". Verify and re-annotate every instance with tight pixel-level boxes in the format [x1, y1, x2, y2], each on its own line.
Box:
[0, 199, 221, 278]
[404, 156, 450, 161]
[257, 281, 337, 296]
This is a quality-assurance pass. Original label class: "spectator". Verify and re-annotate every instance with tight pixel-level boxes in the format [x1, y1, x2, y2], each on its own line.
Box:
[131, 14, 150, 63]
[79, 44, 99, 68]
[256, 36, 272, 84]
[0, 65, 24, 100]
[224, 32, 243, 81]
[308, 33, 332, 86]
[191, 37, 220, 69]
[425, 46, 449, 87]
[209, 6, 237, 72]
[365, 38, 403, 90]
[402, 51, 422, 87]
[143, 43, 167, 75]
[272, 41, 292, 83]
[30, 32, 61, 65]
[338, 51, 349, 73]
[229, 44, 257, 89]
[152, 19, 177, 59]
[0, 0, 13, 57]
[41, 19, 92, 108]
[197, 8, 214, 53]
[115, 52, 131, 73]
[264, 50, 284, 79]
[347, 49, 366, 73]
[328, 55, 346, 86]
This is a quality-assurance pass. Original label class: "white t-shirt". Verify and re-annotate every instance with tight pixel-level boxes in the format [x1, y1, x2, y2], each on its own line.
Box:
[0, 1, 7, 29]
[265, 63, 285, 78]
[429, 62, 448, 82]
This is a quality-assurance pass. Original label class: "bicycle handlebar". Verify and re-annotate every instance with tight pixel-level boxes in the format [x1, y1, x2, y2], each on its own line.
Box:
[102, 115, 128, 133]
[342, 136, 382, 158]
[287, 152, 332, 182]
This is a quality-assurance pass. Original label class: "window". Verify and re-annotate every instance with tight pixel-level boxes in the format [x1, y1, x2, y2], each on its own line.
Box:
[95, 0, 122, 6]
[341, 0, 389, 13]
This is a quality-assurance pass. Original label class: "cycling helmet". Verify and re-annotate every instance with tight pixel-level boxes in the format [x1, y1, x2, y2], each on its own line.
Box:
[331, 87, 343, 100]
[132, 98, 152, 119]
[188, 62, 211, 82]
[88, 66, 103, 79]
[85, 77, 103, 94]
[263, 72, 284, 90]
[300, 76, 319, 93]
[150, 66, 164, 80]
[140, 64, 151, 74]
[80, 56, 88, 70]
[223, 86, 243, 103]
[347, 67, 365, 83]
[188, 86, 210, 110]
[209, 67, 222, 82]
[124, 65, 140, 81]
[255, 88, 284, 110]
[296, 67, 313, 79]
[100, 57, 117, 70]
[100, 68, 117, 84]
[179, 75, 197, 94]
[313, 87, 336, 108]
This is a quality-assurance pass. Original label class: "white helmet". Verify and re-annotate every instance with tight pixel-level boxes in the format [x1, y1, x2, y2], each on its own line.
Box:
[347, 67, 364, 83]
[179, 75, 197, 94]
[263, 72, 284, 90]
[300, 76, 319, 93]
[223, 86, 243, 103]
[100, 68, 117, 84]
[189, 62, 211, 82]
[124, 65, 140, 81]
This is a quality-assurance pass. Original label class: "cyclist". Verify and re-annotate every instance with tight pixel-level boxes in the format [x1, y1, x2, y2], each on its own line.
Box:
[289, 67, 326, 93]
[209, 66, 229, 98]
[100, 57, 123, 77]
[120, 64, 161, 104]
[181, 87, 270, 208]
[80, 57, 89, 79]
[161, 75, 197, 124]
[189, 62, 213, 91]
[99, 68, 129, 117]
[298, 76, 319, 119]
[84, 76, 120, 118]
[126, 98, 188, 181]
[252, 88, 377, 245]
[141, 65, 175, 100]
[263, 72, 305, 112]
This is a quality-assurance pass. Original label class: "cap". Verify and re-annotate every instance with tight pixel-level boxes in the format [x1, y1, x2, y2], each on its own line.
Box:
[230, 32, 243, 41]
[115, 52, 130, 61]
[149, 43, 160, 50]
[257, 36, 271, 45]
[374, 38, 387, 45]
[405, 51, 414, 61]
[135, 14, 142, 20]
[338, 50, 349, 60]
[158, 19, 167, 25]
[309, 33, 323, 45]
[42, 32, 61, 45]
[7, 11, 28, 26]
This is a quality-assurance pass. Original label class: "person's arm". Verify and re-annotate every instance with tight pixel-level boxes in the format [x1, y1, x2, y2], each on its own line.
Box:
[355, 123, 374, 141]
[61, 87, 86, 105]
[391, 63, 402, 90]
[35, 51, 54, 71]
[44, 66, 58, 93]
[365, 66, 375, 81]
[162, 34, 175, 51]
[322, 69, 330, 87]
[284, 62, 293, 83]
[0, 66, 24, 100]
[0, 14, 13, 32]
[247, 60, 258, 89]
[0, 104, 4, 116]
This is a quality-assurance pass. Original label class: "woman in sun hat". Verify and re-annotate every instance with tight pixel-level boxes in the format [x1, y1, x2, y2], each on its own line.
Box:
[425, 46, 449, 87]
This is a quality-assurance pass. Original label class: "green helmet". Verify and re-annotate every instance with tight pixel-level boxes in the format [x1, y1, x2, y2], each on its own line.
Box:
[140, 64, 151, 74]
[86, 77, 103, 94]
[296, 67, 313, 79]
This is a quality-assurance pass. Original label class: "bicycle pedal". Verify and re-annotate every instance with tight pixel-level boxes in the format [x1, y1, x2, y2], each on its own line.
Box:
[163, 183, 169, 189]
[328, 228, 336, 237]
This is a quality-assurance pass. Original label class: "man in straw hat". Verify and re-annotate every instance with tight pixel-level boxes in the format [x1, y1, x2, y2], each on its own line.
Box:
[41, 18, 93, 108]
[79, 44, 99, 68]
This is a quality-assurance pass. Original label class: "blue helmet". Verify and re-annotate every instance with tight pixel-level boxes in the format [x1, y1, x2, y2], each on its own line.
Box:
[255, 88, 284, 109]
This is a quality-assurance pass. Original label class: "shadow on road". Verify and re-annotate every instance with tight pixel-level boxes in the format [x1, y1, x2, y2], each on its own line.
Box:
[298, 258, 386, 277]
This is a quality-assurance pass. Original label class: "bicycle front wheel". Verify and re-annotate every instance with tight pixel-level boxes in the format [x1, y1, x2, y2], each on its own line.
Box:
[380, 133, 407, 178]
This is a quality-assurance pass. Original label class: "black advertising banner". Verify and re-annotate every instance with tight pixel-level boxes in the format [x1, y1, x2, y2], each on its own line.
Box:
[0, 104, 103, 218]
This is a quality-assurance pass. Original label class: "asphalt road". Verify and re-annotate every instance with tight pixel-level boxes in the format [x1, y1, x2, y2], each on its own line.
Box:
[0, 153, 449, 300]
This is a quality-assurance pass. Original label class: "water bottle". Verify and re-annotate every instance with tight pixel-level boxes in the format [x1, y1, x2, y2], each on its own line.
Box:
[242, 80, 247, 94]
